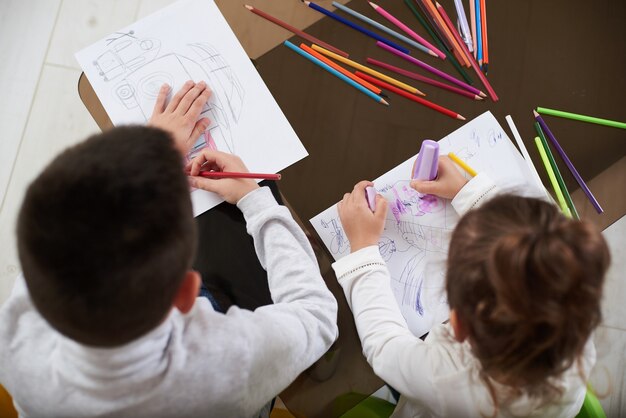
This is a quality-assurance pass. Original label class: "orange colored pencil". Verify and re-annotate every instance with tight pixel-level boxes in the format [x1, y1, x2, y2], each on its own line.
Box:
[436, 1, 498, 101]
[245, 4, 349, 58]
[356, 71, 466, 120]
[299, 44, 383, 95]
[480, 0, 489, 72]
[420, 0, 470, 67]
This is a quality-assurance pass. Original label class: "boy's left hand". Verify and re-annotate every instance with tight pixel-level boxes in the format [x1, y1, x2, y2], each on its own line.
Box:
[148, 81, 212, 155]
[337, 181, 388, 253]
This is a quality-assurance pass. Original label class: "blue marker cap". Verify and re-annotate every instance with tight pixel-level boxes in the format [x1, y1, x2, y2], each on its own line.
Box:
[412, 140, 439, 181]
[365, 186, 377, 211]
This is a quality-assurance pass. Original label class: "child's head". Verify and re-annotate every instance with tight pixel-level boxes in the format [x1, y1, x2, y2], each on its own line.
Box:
[17, 126, 197, 347]
[446, 195, 609, 391]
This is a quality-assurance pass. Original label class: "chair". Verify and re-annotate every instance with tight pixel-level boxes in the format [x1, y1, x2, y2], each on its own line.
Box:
[0, 384, 17, 418]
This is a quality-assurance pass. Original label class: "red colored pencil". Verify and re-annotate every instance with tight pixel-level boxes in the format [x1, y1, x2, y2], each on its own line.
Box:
[355, 71, 465, 120]
[366, 57, 483, 100]
[196, 171, 282, 181]
[245, 5, 349, 58]
[436, 2, 498, 101]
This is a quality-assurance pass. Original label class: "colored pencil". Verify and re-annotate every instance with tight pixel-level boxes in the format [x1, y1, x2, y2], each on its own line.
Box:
[197, 171, 282, 181]
[403, 0, 474, 85]
[480, 0, 488, 72]
[537, 107, 626, 130]
[311, 44, 425, 96]
[300, 44, 383, 95]
[447, 152, 477, 176]
[283, 41, 388, 105]
[534, 137, 572, 218]
[475, 0, 482, 65]
[367, 58, 482, 100]
[436, 2, 498, 101]
[244, 5, 349, 58]
[505, 115, 547, 197]
[356, 71, 465, 120]
[534, 110, 603, 214]
[469, 0, 477, 56]
[331, 2, 435, 58]
[421, 0, 471, 67]
[454, 0, 473, 52]
[367, 2, 445, 59]
[535, 122, 580, 219]
[415, 0, 453, 51]
[302, 1, 410, 54]
[377, 41, 484, 96]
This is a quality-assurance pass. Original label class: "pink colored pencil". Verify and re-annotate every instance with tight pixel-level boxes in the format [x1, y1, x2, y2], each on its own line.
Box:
[436, 2, 498, 101]
[368, 1, 445, 59]
[469, 0, 477, 57]
[197, 171, 281, 181]
[376, 41, 485, 97]
[366, 58, 483, 100]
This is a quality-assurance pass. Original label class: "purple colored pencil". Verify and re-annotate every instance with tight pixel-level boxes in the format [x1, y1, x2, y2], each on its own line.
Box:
[376, 41, 483, 96]
[533, 110, 603, 214]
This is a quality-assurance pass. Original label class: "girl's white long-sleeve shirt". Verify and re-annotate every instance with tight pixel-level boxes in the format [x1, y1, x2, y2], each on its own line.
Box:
[0, 187, 338, 418]
[332, 174, 594, 418]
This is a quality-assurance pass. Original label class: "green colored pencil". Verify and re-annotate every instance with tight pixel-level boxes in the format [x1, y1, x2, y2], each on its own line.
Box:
[403, 0, 473, 85]
[534, 137, 572, 218]
[537, 107, 626, 130]
[534, 122, 579, 219]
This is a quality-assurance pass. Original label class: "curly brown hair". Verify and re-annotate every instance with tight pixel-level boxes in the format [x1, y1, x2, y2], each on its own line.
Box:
[446, 194, 610, 404]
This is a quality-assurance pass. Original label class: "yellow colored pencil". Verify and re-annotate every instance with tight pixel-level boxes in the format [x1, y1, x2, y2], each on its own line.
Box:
[311, 44, 425, 96]
[534, 137, 572, 218]
[447, 152, 477, 177]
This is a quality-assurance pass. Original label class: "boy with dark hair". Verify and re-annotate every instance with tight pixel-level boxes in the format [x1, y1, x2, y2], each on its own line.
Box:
[0, 82, 338, 417]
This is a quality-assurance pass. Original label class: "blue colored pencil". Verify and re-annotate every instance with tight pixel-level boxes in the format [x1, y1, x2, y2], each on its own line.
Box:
[283, 41, 389, 106]
[331, 1, 435, 57]
[475, 0, 482, 64]
[302, 1, 410, 54]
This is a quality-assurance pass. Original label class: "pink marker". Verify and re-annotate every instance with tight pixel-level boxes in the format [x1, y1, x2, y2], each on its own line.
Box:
[365, 186, 377, 211]
[412, 140, 439, 180]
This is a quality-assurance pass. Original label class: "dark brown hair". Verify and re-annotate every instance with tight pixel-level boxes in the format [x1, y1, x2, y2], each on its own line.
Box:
[17, 126, 197, 347]
[447, 194, 609, 401]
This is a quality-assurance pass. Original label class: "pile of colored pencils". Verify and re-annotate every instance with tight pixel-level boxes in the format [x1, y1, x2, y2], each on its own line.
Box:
[245, 0, 499, 121]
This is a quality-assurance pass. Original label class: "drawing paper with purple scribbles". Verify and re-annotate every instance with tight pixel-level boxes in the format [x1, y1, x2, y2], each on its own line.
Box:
[75, 0, 307, 217]
[310, 111, 546, 337]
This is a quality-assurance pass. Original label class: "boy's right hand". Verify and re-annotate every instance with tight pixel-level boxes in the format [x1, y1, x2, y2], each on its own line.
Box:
[410, 156, 468, 200]
[187, 150, 259, 204]
[337, 181, 388, 253]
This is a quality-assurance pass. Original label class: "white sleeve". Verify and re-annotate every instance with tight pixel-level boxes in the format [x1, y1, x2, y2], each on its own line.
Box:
[230, 187, 339, 412]
[331, 246, 445, 404]
[451, 172, 498, 216]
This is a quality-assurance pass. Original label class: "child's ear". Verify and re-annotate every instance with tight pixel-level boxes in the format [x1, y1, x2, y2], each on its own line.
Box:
[173, 270, 201, 314]
[449, 309, 468, 342]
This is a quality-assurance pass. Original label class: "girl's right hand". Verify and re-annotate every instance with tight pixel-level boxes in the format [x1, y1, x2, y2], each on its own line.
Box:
[410, 156, 469, 200]
[337, 181, 388, 253]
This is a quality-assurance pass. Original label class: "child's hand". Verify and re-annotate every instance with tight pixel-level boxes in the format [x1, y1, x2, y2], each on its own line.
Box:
[337, 181, 388, 253]
[148, 81, 212, 155]
[187, 149, 260, 204]
[410, 156, 468, 200]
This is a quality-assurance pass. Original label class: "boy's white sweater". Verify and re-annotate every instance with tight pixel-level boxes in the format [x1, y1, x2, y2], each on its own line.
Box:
[333, 174, 595, 418]
[0, 187, 338, 418]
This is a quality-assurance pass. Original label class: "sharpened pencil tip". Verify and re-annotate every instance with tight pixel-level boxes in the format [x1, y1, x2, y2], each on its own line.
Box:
[533, 110, 540, 117]
[369, 1, 378, 7]
[475, 95, 483, 101]
[416, 90, 426, 97]
[244, 4, 252, 10]
[381, 98, 390, 106]
[428, 50, 438, 57]
[479, 91, 487, 98]
[457, 115, 466, 120]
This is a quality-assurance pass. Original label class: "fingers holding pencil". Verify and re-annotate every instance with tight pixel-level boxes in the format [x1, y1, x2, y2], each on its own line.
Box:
[187, 149, 260, 204]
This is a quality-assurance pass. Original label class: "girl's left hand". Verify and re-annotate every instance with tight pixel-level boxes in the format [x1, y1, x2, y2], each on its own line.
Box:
[337, 181, 388, 253]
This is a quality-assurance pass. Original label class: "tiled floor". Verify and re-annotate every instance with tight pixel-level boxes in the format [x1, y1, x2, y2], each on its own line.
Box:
[0, 1, 624, 416]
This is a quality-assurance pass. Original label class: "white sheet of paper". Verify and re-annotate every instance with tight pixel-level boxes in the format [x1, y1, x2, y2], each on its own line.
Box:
[75, 0, 307, 216]
[310, 111, 546, 337]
